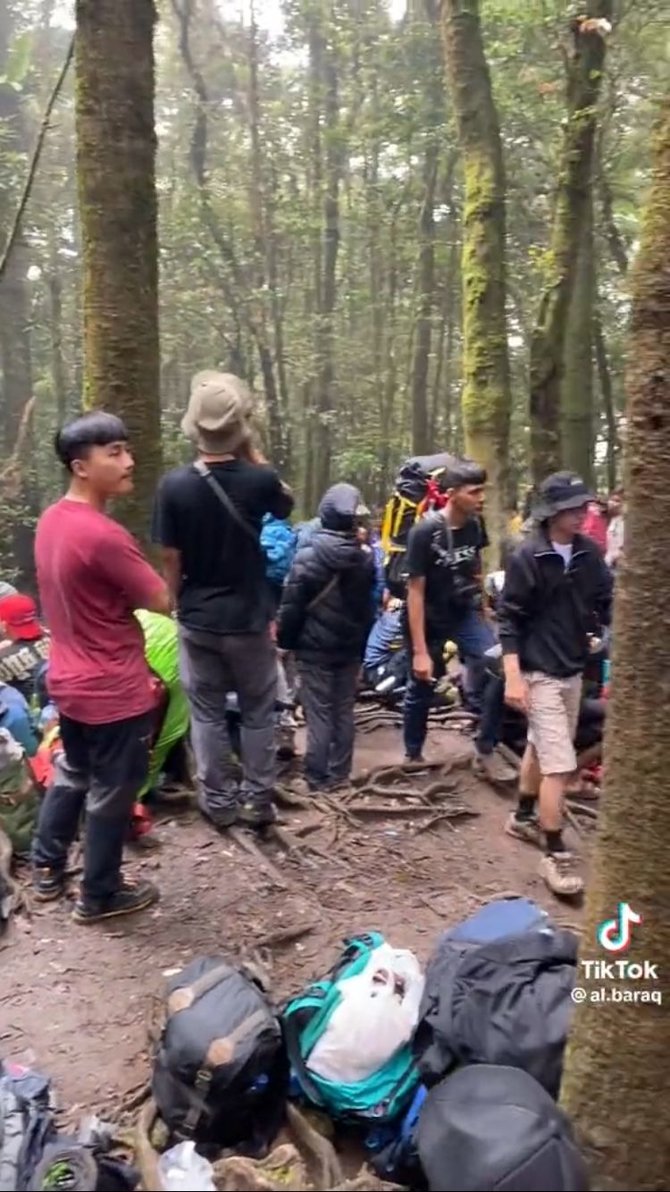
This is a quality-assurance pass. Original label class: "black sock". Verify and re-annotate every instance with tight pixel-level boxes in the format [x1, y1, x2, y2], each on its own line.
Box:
[545, 830, 565, 855]
[516, 795, 537, 820]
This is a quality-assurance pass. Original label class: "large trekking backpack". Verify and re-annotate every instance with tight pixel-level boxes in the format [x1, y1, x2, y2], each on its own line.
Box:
[380, 454, 459, 596]
[151, 957, 288, 1153]
[282, 932, 422, 1125]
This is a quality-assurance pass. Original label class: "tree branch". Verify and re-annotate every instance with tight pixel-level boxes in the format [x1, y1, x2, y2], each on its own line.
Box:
[0, 35, 74, 283]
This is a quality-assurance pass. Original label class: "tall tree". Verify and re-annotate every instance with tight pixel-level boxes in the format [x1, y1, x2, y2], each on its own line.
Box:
[440, 0, 511, 556]
[529, 5, 612, 484]
[561, 187, 595, 483]
[560, 95, 670, 1189]
[75, 0, 162, 539]
[409, 0, 443, 455]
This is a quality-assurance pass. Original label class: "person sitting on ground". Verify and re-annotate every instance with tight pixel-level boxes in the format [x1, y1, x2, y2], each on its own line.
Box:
[152, 371, 294, 831]
[363, 600, 408, 697]
[498, 471, 612, 898]
[278, 483, 375, 792]
[31, 412, 171, 923]
[402, 457, 500, 772]
[0, 593, 50, 705]
[0, 681, 38, 758]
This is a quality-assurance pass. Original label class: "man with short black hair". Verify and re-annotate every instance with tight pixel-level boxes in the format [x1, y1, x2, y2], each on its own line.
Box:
[402, 459, 500, 767]
[499, 471, 612, 897]
[152, 371, 293, 830]
[32, 412, 171, 922]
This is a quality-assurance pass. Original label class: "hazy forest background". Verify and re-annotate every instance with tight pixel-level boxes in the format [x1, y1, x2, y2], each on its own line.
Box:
[0, 0, 667, 585]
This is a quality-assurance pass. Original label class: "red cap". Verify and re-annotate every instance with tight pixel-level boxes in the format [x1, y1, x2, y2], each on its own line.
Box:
[0, 594, 42, 641]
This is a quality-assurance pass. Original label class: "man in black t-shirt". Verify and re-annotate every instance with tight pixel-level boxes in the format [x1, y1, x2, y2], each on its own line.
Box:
[403, 459, 497, 763]
[152, 371, 293, 830]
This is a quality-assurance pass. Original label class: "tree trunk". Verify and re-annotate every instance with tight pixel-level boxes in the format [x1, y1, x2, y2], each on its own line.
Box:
[75, 0, 162, 542]
[410, 0, 443, 455]
[560, 95, 670, 1191]
[312, 27, 342, 499]
[594, 311, 618, 491]
[47, 239, 69, 426]
[529, 5, 612, 485]
[561, 186, 595, 483]
[441, 0, 512, 559]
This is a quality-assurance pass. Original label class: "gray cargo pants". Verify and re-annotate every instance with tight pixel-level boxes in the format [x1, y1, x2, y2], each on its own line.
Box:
[179, 626, 277, 818]
[298, 660, 359, 790]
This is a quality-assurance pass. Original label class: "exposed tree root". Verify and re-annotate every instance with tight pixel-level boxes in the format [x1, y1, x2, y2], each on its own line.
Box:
[229, 827, 291, 890]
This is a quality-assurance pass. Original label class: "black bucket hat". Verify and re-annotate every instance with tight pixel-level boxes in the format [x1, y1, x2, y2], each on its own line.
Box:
[533, 472, 592, 522]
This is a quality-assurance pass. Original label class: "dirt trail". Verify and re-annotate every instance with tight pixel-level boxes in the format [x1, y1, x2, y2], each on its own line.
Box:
[1, 724, 587, 1121]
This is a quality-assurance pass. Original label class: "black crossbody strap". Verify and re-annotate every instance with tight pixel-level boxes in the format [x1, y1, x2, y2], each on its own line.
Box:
[193, 459, 258, 541]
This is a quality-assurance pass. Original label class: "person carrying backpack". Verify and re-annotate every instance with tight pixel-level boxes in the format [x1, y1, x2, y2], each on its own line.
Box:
[402, 458, 501, 771]
[278, 484, 375, 791]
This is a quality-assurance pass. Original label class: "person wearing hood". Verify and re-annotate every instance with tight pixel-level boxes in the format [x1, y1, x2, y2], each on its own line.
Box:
[499, 472, 612, 898]
[278, 484, 375, 791]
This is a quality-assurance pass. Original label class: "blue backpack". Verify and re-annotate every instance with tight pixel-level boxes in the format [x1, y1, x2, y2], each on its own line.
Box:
[282, 932, 420, 1125]
[261, 516, 297, 587]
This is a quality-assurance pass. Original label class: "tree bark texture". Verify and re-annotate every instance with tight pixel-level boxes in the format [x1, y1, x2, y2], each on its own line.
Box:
[529, 4, 612, 485]
[312, 25, 343, 501]
[441, 0, 511, 560]
[561, 186, 595, 484]
[594, 311, 619, 491]
[410, 0, 443, 455]
[560, 95, 670, 1191]
[75, 0, 162, 541]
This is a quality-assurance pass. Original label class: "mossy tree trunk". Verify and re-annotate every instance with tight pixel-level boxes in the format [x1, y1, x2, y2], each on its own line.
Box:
[441, 0, 511, 560]
[561, 186, 595, 484]
[529, 4, 612, 485]
[410, 0, 443, 456]
[75, 0, 162, 541]
[560, 95, 670, 1191]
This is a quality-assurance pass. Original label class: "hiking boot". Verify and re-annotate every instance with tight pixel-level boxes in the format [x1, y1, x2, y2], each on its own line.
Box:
[473, 749, 517, 785]
[539, 851, 584, 898]
[32, 866, 66, 902]
[505, 811, 543, 849]
[236, 800, 278, 830]
[72, 878, 159, 924]
[198, 800, 238, 831]
[404, 754, 426, 765]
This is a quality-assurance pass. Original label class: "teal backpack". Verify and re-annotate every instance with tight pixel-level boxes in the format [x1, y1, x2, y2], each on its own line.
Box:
[282, 932, 420, 1124]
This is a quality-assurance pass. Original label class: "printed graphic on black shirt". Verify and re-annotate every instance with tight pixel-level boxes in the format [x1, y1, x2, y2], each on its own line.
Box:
[0, 637, 50, 702]
[152, 459, 294, 635]
[404, 513, 488, 637]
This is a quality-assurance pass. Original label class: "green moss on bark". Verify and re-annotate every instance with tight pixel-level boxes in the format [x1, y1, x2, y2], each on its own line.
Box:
[75, 0, 162, 542]
[442, 1, 511, 557]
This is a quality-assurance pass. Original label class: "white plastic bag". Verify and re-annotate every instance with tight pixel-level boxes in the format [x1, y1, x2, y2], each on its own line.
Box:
[307, 942, 424, 1085]
[157, 1141, 216, 1191]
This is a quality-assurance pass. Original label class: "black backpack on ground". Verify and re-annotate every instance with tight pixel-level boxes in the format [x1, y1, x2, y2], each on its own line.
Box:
[151, 957, 288, 1154]
[413, 903, 577, 1098]
[416, 1064, 589, 1191]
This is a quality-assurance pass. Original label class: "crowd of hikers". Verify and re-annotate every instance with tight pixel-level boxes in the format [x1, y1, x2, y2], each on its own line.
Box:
[0, 370, 624, 926]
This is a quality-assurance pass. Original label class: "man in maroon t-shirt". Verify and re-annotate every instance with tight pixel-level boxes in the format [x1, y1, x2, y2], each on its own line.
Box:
[32, 412, 171, 923]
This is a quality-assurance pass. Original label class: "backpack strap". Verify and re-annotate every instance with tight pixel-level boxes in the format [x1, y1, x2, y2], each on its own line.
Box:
[282, 1005, 328, 1109]
[306, 574, 339, 613]
[192, 460, 258, 542]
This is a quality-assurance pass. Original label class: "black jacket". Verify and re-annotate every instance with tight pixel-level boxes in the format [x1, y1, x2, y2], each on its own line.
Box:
[277, 484, 375, 665]
[498, 529, 612, 678]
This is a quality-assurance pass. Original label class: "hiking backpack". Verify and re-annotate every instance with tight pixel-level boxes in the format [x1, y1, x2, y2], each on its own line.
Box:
[380, 454, 459, 596]
[151, 957, 288, 1153]
[282, 932, 421, 1125]
[0, 730, 40, 859]
[261, 515, 297, 588]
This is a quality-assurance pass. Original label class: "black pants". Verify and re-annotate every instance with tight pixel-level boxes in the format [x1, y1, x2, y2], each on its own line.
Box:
[32, 712, 152, 902]
[298, 660, 359, 789]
